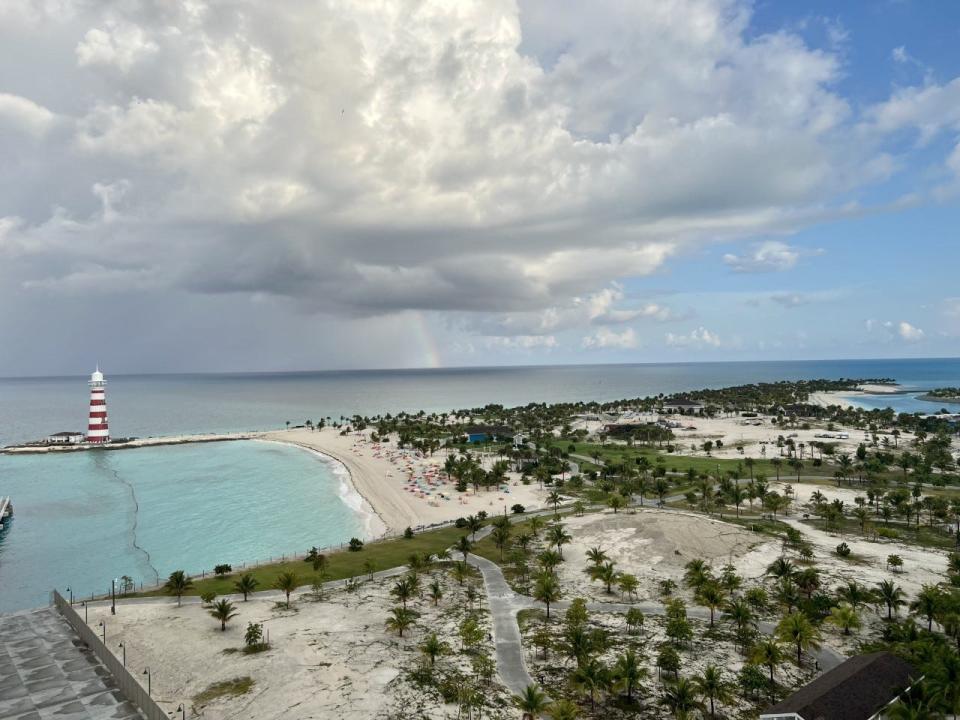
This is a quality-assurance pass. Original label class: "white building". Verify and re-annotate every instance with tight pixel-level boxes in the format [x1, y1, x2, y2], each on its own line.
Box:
[47, 431, 85, 444]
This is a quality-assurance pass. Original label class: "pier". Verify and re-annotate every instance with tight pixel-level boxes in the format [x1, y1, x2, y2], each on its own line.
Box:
[0, 496, 11, 530]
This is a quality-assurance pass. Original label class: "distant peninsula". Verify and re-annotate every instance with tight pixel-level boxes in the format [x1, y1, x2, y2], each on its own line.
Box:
[919, 387, 960, 404]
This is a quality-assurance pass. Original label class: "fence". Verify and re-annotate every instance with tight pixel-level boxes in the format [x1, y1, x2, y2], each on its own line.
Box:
[51, 590, 172, 720]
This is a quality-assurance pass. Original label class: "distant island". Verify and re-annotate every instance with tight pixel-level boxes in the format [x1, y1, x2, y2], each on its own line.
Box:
[920, 387, 960, 404]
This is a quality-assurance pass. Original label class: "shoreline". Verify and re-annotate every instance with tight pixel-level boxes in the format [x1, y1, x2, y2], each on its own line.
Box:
[256, 437, 390, 540]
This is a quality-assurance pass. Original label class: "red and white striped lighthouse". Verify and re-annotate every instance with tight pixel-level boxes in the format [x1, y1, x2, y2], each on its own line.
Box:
[87, 366, 110, 444]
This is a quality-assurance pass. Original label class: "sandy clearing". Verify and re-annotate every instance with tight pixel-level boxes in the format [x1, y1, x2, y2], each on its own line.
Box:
[554, 508, 777, 602]
[87, 572, 504, 720]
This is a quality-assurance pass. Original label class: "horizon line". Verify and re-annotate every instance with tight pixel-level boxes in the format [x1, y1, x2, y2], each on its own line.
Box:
[1, 355, 959, 382]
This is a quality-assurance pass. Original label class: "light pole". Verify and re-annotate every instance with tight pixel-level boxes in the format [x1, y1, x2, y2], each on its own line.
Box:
[98, 621, 106, 644]
[143, 668, 151, 696]
[66, 587, 73, 605]
[81, 601, 88, 623]
[111, 578, 117, 615]
[118, 642, 126, 667]
[172, 704, 186, 719]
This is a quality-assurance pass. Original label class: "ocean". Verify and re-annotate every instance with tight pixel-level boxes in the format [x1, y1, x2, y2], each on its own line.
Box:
[1, 357, 958, 613]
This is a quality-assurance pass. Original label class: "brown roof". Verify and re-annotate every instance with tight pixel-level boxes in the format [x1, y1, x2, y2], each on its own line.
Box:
[762, 652, 916, 720]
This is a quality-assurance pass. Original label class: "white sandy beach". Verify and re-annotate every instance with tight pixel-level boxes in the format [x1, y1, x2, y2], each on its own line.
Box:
[265, 427, 546, 535]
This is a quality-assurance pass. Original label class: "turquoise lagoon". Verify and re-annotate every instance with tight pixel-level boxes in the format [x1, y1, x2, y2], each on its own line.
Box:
[0, 440, 370, 613]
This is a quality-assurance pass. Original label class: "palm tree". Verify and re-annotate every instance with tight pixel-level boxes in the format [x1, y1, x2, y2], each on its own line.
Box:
[590, 561, 619, 594]
[776, 611, 821, 665]
[725, 598, 755, 635]
[836, 580, 873, 611]
[827, 604, 861, 636]
[547, 490, 562, 516]
[586, 546, 608, 567]
[164, 570, 193, 607]
[547, 699, 580, 720]
[608, 494, 626, 513]
[419, 632, 446, 666]
[766, 557, 794, 579]
[910, 584, 942, 632]
[613, 649, 647, 702]
[533, 573, 561, 618]
[751, 638, 784, 682]
[877, 579, 906, 620]
[391, 576, 415, 609]
[491, 524, 512, 561]
[385, 606, 416, 637]
[273, 571, 299, 608]
[696, 583, 725, 627]
[695, 665, 731, 719]
[529, 516, 545, 538]
[450, 561, 470, 585]
[428, 578, 443, 606]
[684, 558, 711, 589]
[465, 514, 484, 540]
[456, 535, 473, 562]
[512, 685, 550, 720]
[572, 658, 609, 710]
[547, 525, 572, 558]
[660, 677, 704, 720]
[538, 549, 562, 571]
[233, 573, 258, 601]
[209, 598, 238, 631]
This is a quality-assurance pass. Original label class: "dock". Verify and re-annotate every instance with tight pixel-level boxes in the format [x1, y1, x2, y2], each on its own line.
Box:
[0, 496, 11, 530]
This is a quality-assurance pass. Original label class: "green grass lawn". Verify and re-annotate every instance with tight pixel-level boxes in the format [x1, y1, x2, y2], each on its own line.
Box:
[133, 524, 470, 599]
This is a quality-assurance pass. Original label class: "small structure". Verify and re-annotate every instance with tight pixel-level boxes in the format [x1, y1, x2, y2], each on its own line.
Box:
[462, 425, 513, 443]
[660, 398, 705, 414]
[46, 431, 85, 444]
[87, 366, 110, 444]
[760, 652, 916, 720]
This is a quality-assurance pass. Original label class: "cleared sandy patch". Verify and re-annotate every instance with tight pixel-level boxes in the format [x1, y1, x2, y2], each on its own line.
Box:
[87, 571, 505, 720]
[556, 509, 776, 602]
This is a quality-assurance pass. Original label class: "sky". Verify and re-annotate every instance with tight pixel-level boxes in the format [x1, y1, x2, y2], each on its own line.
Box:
[0, 0, 959, 376]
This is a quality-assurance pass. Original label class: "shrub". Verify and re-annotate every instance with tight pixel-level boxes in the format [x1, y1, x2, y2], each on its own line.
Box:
[511, 504, 525, 514]
[214, 564, 232, 576]
[200, 591, 217, 606]
[454, 517, 467, 528]
[877, 527, 900, 539]
[835, 542, 851, 558]
[348, 537, 364, 552]
[403, 527, 414, 539]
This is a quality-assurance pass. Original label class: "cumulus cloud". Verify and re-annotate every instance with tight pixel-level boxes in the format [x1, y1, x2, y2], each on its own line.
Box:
[0, 0, 956, 371]
[0, 93, 57, 137]
[76, 21, 159, 72]
[469, 285, 684, 337]
[723, 241, 803, 273]
[897, 321, 925, 342]
[582, 327, 638, 349]
[865, 319, 925, 342]
[665, 327, 722, 348]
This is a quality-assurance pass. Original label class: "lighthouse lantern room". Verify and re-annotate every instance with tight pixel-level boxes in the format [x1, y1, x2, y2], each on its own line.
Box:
[87, 366, 110, 444]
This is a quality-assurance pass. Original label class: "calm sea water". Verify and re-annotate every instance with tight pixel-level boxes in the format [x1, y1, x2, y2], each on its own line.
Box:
[0, 441, 366, 613]
[1, 358, 958, 613]
[3, 358, 960, 448]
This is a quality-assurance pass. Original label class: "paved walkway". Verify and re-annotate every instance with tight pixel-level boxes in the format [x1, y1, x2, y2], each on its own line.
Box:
[465, 554, 537, 695]
[0, 608, 143, 720]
